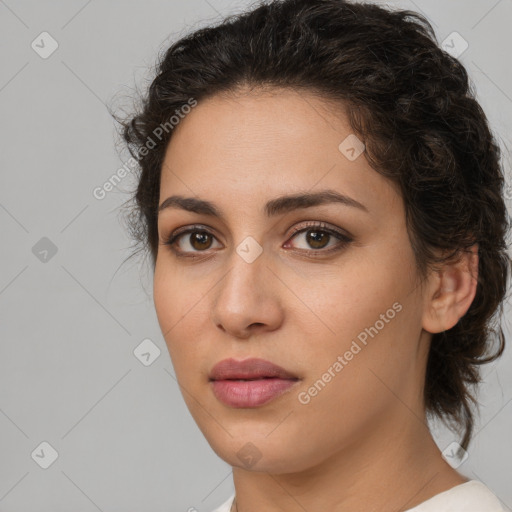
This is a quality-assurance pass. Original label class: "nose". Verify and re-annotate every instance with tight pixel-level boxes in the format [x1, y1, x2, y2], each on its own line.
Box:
[210, 248, 284, 339]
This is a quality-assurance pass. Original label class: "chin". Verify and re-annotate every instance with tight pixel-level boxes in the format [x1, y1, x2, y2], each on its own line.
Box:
[205, 432, 317, 475]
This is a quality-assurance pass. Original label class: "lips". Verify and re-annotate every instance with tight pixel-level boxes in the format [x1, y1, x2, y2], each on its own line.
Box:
[209, 357, 300, 408]
[209, 357, 298, 381]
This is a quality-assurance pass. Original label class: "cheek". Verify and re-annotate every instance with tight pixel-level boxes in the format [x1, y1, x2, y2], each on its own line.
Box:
[307, 251, 411, 339]
[153, 264, 191, 361]
[153, 265, 175, 336]
[153, 262, 213, 375]
[153, 260, 203, 330]
[299, 240, 421, 390]
[291, 280, 419, 447]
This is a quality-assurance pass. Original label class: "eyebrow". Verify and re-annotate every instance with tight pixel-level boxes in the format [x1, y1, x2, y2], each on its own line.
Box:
[158, 189, 369, 218]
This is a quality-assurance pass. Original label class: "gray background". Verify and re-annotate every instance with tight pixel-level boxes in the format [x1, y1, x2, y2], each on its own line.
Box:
[0, 0, 511, 511]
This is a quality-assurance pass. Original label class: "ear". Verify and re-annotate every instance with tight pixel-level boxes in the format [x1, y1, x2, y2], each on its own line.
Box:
[422, 244, 479, 334]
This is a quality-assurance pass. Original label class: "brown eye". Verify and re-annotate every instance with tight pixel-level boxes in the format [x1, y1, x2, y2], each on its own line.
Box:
[286, 222, 352, 253]
[163, 226, 222, 256]
[304, 229, 330, 249]
[189, 232, 213, 250]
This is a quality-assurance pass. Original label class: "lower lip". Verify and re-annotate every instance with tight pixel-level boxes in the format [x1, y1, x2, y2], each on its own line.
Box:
[210, 378, 298, 407]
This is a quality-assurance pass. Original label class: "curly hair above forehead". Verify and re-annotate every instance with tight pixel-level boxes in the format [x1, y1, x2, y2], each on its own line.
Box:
[113, 0, 511, 451]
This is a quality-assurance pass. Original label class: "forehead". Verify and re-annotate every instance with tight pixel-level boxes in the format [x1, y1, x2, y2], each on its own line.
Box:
[159, 87, 399, 215]
[166, 86, 347, 154]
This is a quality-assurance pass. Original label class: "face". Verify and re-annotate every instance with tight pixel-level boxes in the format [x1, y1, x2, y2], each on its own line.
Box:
[154, 87, 431, 474]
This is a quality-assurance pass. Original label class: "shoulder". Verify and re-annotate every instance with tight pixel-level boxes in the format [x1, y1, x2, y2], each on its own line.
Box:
[405, 480, 505, 512]
[210, 494, 235, 512]
[207, 482, 504, 512]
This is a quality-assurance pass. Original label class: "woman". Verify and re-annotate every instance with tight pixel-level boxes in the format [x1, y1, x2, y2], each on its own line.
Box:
[115, 0, 510, 510]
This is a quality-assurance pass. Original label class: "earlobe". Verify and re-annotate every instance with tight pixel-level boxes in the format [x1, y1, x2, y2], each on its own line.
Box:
[422, 244, 479, 334]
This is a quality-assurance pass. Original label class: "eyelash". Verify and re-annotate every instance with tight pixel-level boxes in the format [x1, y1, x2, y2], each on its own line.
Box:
[162, 222, 353, 259]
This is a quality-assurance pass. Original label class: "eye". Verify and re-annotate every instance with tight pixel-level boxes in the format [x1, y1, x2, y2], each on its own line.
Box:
[162, 225, 222, 257]
[162, 221, 353, 258]
[284, 222, 353, 254]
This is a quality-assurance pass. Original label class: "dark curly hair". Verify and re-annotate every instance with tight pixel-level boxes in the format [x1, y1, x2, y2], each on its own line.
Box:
[112, 0, 511, 452]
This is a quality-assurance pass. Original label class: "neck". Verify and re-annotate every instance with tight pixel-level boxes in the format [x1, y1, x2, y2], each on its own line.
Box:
[230, 412, 467, 512]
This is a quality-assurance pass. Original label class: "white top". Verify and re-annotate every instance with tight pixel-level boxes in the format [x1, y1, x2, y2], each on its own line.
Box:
[211, 480, 504, 512]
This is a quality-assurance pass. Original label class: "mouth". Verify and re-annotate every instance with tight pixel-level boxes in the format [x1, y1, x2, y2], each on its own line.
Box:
[209, 357, 299, 381]
[209, 357, 300, 408]
[210, 378, 299, 408]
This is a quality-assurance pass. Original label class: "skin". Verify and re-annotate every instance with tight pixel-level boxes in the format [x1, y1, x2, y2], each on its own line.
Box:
[153, 86, 479, 512]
